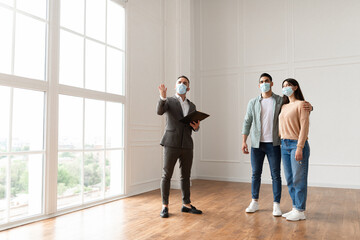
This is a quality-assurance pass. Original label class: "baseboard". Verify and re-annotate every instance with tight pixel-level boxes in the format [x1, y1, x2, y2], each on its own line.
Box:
[195, 175, 249, 183]
[195, 175, 360, 189]
[126, 179, 160, 196]
[307, 182, 360, 190]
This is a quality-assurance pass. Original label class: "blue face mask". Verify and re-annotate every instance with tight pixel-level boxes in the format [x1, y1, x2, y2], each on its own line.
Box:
[282, 86, 294, 97]
[176, 83, 187, 94]
[260, 83, 271, 93]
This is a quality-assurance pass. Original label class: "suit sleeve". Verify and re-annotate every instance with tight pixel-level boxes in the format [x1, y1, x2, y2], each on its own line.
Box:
[156, 98, 169, 115]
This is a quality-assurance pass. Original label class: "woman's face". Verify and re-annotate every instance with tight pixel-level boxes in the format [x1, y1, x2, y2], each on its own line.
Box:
[282, 81, 298, 91]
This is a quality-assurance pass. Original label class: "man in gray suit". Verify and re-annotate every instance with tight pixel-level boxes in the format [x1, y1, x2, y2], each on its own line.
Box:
[157, 75, 202, 218]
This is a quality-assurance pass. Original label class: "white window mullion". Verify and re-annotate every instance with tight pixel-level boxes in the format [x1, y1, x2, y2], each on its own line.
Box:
[11, 1, 16, 75]
[5, 156, 10, 223]
[105, 0, 108, 93]
[102, 102, 107, 199]
[5, 88, 14, 223]
[58, 84, 125, 103]
[0, 74, 48, 92]
[83, 0, 86, 89]
[81, 98, 85, 204]
[82, 1, 87, 204]
[44, 0, 60, 215]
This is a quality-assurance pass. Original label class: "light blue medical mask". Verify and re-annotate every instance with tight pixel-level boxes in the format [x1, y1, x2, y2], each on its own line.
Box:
[282, 86, 294, 97]
[176, 83, 187, 94]
[260, 83, 271, 93]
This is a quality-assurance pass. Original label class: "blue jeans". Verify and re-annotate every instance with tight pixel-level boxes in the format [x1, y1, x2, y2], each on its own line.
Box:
[251, 143, 282, 203]
[281, 139, 310, 211]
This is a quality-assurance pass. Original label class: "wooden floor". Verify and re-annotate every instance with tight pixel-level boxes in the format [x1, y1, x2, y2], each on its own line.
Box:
[0, 180, 359, 240]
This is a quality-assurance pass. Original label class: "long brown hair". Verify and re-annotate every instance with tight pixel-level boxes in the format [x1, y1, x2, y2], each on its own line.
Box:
[282, 78, 305, 105]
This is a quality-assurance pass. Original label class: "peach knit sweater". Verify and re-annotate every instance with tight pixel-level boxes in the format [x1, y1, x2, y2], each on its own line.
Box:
[279, 100, 310, 148]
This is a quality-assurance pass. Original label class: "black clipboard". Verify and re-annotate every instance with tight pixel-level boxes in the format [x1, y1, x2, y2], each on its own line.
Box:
[180, 110, 210, 124]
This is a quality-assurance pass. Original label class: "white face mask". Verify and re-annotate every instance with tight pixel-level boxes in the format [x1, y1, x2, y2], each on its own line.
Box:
[282, 86, 294, 97]
[176, 83, 187, 94]
[260, 83, 271, 93]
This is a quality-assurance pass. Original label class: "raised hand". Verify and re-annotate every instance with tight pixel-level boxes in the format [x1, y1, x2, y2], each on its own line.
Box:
[158, 84, 167, 99]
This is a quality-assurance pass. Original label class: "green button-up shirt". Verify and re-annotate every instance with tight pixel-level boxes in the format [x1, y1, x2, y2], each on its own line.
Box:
[242, 93, 283, 148]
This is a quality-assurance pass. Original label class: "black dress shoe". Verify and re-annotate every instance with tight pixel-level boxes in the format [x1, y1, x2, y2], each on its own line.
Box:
[160, 207, 169, 218]
[181, 205, 203, 214]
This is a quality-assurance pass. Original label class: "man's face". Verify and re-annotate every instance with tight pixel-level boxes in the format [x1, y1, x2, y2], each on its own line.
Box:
[175, 77, 190, 92]
[259, 77, 273, 88]
[176, 77, 189, 87]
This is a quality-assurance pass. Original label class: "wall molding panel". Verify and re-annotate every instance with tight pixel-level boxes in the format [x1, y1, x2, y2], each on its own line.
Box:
[193, 0, 360, 189]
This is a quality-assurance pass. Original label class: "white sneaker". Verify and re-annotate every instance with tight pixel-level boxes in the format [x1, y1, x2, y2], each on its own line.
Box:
[286, 209, 306, 221]
[245, 200, 259, 213]
[272, 202, 282, 216]
[282, 208, 295, 218]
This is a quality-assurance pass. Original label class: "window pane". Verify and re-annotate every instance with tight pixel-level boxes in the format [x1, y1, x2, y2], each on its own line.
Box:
[105, 150, 123, 197]
[14, 13, 46, 81]
[84, 151, 103, 202]
[0, 7, 13, 75]
[57, 152, 82, 209]
[10, 154, 43, 221]
[85, 99, 104, 149]
[0, 86, 10, 153]
[107, 47, 124, 95]
[106, 102, 123, 148]
[86, 0, 105, 42]
[12, 89, 44, 152]
[17, 0, 47, 20]
[59, 95, 83, 150]
[0, 156, 7, 223]
[60, 0, 84, 34]
[85, 39, 105, 91]
[59, 30, 84, 88]
[0, 0, 13, 6]
[107, 1, 125, 50]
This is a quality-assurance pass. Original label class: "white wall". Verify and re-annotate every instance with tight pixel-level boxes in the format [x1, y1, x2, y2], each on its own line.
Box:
[126, 0, 194, 196]
[193, 0, 360, 189]
[126, 0, 164, 195]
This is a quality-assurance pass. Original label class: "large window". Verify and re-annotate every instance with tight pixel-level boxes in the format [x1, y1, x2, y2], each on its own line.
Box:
[57, 0, 125, 210]
[0, 0, 125, 229]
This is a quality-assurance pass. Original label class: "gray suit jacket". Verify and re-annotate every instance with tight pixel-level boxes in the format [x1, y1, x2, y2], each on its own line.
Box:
[157, 96, 196, 149]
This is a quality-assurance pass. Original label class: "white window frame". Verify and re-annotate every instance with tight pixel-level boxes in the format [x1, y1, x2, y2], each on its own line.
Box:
[0, 0, 128, 230]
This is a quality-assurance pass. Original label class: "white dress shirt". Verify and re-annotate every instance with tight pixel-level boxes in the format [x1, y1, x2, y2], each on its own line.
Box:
[175, 93, 189, 116]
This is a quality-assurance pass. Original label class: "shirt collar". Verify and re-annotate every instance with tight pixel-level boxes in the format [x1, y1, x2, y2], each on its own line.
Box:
[175, 93, 187, 102]
[258, 92, 275, 101]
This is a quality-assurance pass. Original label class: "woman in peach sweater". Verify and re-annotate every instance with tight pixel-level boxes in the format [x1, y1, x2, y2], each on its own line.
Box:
[279, 78, 310, 221]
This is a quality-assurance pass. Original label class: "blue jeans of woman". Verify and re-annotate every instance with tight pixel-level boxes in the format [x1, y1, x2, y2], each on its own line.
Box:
[250, 143, 282, 203]
[281, 139, 310, 211]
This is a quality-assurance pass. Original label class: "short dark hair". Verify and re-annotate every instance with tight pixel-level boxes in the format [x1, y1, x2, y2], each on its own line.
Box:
[178, 75, 190, 85]
[259, 73, 272, 82]
[282, 78, 305, 105]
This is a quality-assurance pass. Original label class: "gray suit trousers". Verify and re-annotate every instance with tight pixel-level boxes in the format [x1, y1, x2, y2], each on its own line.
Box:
[161, 146, 193, 205]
